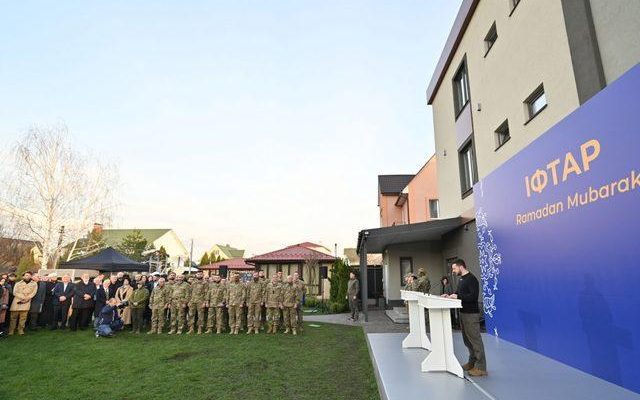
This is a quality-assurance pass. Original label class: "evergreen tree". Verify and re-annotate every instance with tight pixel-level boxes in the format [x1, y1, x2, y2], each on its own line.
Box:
[117, 229, 148, 262]
[158, 246, 169, 263]
[328, 258, 350, 312]
[200, 252, 210, 266]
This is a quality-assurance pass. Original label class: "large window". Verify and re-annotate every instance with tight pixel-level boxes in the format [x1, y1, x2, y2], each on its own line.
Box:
[495, 119, 510, 150]
[525, 84, 547, 122]
[429, 199, 440, 219]
[459, 141, 478, 196]
[400, 257, 413, 283]
[484, 22, 498, 56]
[453, 60, 470, 116]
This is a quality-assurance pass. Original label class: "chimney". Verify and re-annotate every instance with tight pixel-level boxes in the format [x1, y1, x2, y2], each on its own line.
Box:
[93, 223, 103, 235]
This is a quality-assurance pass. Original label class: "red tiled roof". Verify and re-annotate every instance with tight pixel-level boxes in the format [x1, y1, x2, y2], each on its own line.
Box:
[247, 245, 337, 263]
[199, 258, 255, 270]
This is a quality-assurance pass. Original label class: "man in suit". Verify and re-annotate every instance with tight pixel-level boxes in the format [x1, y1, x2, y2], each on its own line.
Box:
[28, 274, 48, 330]
[108, 275, 118, 299]
[41, 273, 57, 328]
[93, 277, 108, 319]
[51, 274, 74, 330]
[69, 273, 96, 330]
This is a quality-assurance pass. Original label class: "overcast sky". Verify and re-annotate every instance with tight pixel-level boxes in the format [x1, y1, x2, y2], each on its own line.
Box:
[0, 1, 460, 258]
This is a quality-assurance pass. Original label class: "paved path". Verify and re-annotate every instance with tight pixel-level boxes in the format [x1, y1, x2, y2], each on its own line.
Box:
[304, 310, 411, 334]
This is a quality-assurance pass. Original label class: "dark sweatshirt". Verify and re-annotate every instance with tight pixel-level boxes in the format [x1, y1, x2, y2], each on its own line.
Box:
[455, 272, 480, 314]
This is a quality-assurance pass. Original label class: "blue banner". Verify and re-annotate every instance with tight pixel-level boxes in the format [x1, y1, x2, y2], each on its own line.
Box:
[474, 64, 640, 393]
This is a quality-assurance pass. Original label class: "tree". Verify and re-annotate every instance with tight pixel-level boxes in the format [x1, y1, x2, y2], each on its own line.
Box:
[0, 124, 118, 269]
[328, 258, 350, 312]
[16, 253, 37, 277]
[303, 251, 319, 295]
[200, 252, 210, 266]
[117, 230, 148, 262]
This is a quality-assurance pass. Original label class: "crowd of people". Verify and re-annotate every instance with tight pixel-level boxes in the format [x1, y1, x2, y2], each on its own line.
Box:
[0, 269, 307, 338]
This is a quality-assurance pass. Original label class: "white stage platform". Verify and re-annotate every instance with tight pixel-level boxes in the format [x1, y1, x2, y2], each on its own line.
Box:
[367, 333, 640, 400]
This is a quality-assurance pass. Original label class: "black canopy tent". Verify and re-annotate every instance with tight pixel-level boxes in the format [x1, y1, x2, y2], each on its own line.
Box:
[59, 247, 148, 273]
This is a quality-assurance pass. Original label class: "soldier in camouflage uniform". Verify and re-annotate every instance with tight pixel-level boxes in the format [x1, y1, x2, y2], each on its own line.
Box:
[282, 275, 301, 335]
[258, 270, 267, 330]
[165, 272, 176, 325]
[225, 274, 246, 335]
[187, 271, 208, 334]
[206, 275, 227, 334]
[265, 275, 283, 334]
[148, 277, 170, 334]
[276, 271, 285, 329]
[293, 272, 306, 333]
[416, 268, 431, 294]
[246, 272, 265, 334]
[168, 274, 190, 334]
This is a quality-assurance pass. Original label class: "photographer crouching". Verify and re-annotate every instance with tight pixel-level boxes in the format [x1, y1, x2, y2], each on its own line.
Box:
[95, 298, 125, 338]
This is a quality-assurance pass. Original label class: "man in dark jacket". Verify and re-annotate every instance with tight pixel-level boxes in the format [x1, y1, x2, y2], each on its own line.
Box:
[28, 274, 48, 330]
[444, 259, 487, 377]
[41, 273, 57, 328]
[69, 273, 96, 331]
[95, 298, 123, 337]
[94, 278, 109, 319]
[51, 274, 74, 330]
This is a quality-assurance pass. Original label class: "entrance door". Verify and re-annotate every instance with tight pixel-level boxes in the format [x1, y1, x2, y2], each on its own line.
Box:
[367, 266, 383, 299]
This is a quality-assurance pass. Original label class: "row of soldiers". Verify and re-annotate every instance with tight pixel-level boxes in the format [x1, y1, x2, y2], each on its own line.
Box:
[404, 268, 431, 294]
[146, 270, 306, 336]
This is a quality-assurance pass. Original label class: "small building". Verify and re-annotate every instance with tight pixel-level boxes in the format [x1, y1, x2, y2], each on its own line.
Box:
[246, 243, 337, 298]
[208, 244, 245, 261]
[199, 257, 254, 281]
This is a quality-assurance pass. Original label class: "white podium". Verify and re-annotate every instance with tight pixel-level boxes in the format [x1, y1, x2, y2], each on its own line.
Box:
[400, 290, 463, 378]
[400, 290, 431, 350]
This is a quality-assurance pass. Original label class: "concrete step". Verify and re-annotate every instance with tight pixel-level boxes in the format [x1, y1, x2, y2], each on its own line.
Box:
[385, 309, 409, 324]
[392, 306, 408, 315]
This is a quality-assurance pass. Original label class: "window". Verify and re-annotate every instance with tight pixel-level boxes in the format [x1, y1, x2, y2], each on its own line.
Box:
[429, 199, 440, 219]
[459, 141, 478, 196]
[525, 84, 547, 122]
[484, 22, 498, 56]
[400, 257, 413, 282]
[495, 120, 510, 150]
[453, 60, 470, 116]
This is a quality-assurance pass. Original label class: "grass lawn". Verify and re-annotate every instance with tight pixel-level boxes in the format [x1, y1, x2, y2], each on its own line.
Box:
[0, 322, 379, 400]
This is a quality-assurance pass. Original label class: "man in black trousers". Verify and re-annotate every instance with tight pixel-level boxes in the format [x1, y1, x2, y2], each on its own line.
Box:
[444, 259, 487, 377]
[51, 274, 74, 330]
[69, 273, 96, 330]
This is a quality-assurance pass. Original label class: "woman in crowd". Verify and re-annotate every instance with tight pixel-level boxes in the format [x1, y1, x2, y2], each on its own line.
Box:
[115, 278, 133, 329]
[0, 276, 10, 333]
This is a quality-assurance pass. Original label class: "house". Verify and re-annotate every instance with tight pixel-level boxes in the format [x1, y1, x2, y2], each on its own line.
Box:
[358, 0, 640, 310]
[246, 242, 337, 298]
[209, 244, 245, 261]
[0, 237, 40, 273]
[99, 227, 189, 268]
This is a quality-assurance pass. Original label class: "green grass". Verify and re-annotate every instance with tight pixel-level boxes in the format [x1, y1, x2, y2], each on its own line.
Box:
[0, 323, 380, 400]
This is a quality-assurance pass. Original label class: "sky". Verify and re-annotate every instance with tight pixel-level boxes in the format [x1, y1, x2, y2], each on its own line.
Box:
[0, 1, 461, 259]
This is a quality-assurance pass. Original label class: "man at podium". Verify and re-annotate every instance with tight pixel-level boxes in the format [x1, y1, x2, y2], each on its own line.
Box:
[443, 259, 487, 377]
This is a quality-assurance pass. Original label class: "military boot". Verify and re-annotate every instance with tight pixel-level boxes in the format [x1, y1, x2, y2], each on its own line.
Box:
[197, 327, 202, 335]
[147, 329, 155, 334]
[216, 328, 221, 334]
[168, 329, 175, 335]
[177, 328, 183, 335]
[292, 329, 297, 336]
[246, 327, 252, 334]
[284, 328, 290, 334]
[205, 328, 212, 334]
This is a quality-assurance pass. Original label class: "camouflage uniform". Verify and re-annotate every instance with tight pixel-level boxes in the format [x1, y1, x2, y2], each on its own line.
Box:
[294, 279, 306, 332]
[246, 280, 265, 334]
[206, 280, 227, 333]
[148, 284, 170, 334]
[265, 281, 283, 333]
[187, 278, 208, 334]
[416, 268, 431, 294]
[169, 280, 190, 334]
[282, 281, 301, 334]
[226, 280, 246, 334]
[259, 276, 267, 329]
